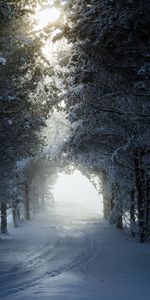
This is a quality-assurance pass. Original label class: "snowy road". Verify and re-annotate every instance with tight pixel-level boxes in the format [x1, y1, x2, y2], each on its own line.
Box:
[1, 202, 150, 300]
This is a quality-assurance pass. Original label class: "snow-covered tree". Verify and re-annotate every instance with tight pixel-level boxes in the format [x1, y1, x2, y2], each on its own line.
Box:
[0, 0, 66, 232]
[61, 0, 150, 241]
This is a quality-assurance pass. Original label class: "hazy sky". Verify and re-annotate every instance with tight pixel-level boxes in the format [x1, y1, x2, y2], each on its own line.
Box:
[53, 170, 103, 214]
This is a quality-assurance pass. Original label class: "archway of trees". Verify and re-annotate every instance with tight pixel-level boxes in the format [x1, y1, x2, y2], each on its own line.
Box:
[53, 169, 103, 216]
[0, 0, 150, 242]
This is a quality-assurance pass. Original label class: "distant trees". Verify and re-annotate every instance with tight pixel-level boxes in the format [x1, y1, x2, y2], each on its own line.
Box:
[0, 157, 58, 233]
[17, 158, 58, 222]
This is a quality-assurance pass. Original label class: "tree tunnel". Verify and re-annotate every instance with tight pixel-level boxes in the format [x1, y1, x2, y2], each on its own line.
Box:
[0, 0, 150, 244]
[52, 169, 103, 218]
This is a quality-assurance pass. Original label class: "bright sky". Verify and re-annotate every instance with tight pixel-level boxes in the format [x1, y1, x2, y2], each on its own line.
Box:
[52, 170, 103, 215]
[35, 7, 61, 30]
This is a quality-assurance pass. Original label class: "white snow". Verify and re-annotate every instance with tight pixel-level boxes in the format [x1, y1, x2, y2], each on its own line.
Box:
[0, 56, 7, 65]
[0, 203, 150, 300]
[7, 96, 16, 101]
[8, 119, 12, 125]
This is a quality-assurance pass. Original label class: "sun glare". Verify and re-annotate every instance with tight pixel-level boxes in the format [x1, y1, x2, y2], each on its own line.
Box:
[33, 4, 71, 65]
[52, 170, 103, 216]
[35, 7, 61, 30]
[42, 36, 68, 65]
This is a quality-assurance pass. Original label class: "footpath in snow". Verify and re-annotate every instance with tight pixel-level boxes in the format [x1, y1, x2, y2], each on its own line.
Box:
[0, 202, 150, 300]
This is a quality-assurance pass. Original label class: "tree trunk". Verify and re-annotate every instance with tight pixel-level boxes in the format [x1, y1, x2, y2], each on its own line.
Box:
[33, 190, 39, 214]
[32, 185, 37, 214]
[12, 199, 20, 227]
[103, 198, 108, 219]
[130, 189, 135, 237]
[102, 172, 110, 219]
[145, 178, 150, 228]
[24, 182, 30, 221]
[134, 151, 146, 243]
[36, 192, 40, 212]
[1, 202, 7, 233]
[116, 206, 123, 230]
[41, 192, 45, 210]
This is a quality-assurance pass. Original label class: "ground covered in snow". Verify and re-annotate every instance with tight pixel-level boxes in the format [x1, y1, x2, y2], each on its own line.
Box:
[0, 202, 150, 300]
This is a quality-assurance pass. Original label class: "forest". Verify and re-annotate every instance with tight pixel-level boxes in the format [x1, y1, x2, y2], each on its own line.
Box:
[0, 1, 150, 299]
[0, 0, 150, 243]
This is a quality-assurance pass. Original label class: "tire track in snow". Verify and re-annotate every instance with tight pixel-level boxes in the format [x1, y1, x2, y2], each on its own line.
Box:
[0, 236, 66, 283]
[0, 235, 98, 298]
